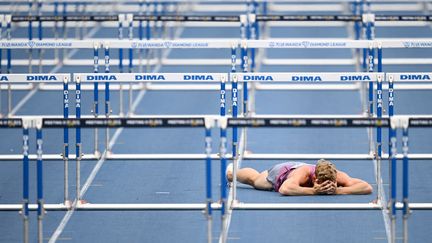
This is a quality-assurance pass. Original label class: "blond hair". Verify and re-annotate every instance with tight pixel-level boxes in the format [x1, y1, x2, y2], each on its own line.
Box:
[315, 159, 337, 183]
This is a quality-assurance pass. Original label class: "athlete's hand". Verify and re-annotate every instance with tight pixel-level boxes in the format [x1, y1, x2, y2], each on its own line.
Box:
[313, 180, 337, 195]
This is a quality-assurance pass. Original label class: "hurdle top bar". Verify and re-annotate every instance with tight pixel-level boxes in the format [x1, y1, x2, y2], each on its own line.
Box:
[9, 14, 432, 23]
[234, 72, 384, 82]
[2, 39, 432, 49]
[6, 0, 432, 4]
[2, 116, 432, 129]
[75, 73, 227, 83]
[2, 73, 431, 83]
[0, 73, 70, 83]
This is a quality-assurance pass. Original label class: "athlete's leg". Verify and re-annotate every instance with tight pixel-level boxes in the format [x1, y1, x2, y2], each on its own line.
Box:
[227, 167, 273, 190]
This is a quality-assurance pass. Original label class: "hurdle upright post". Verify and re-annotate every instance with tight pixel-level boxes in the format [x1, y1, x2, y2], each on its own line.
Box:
[138, 0, 144, 73]
[75, 75, 83, 201]
[219, 117, 228, 243]
[231, 74, 239, 202]
[62, 75, 70, 206]
[367, 41, 375, 154]
[145, 0, 151, 73]
[219, 74, 228, 241]
[376, 44, 383, 201]
[388, 74, 395, 157]
[230, 44, 238, 159]
[92, 42, 100, 158]
[62, 2, 68, 63]
[36, 119, 44, 243]
[22, 119, 30, 243]
[241, 41, 249, 116]
[389, 117, 398, 243]
[6, 14, 11, 116]
[0, 15, 3, 118]
[28, 0, 33, 74]
[353, 0, 362, 71]
[37, 0, 43, 73]
[127, 13, 134, 116]
[204, 117, 214, 243]
[104, 42, 112, 153]
[375, 74, 383, 201]
[53, 1, 59, 61]
[402, 121, 410, 243]
[118, 14, 125, 117]
[248, 13, 258, 116]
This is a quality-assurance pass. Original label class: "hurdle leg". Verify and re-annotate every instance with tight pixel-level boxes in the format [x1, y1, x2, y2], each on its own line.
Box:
[62, 3, 68, 63]
[6, 14, 11, 116]
[402, 127, 410, 243]
[7, 82, 11, 117]
[104, 44, 111, 153]
[22, 126, 30, 243]
[204, 120, 213, 243]
[127, 13, 134, 116]
[389, 127, 397, 243]
[75, 76, 82, 201]
[118, 14, 125, 117]
[37, 1, 43, 74]
[231, 75, 239, 202]
[36, 127, 44, 243]
[63, 77, 70, 205]
[93, 43, 100, 157]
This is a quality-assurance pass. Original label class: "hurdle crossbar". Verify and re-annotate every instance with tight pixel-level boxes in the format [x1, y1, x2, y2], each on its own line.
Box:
[2, 202, 432, 211]
[2, 152, 432, 161]
[9, 15, 432, 23]
[2, 116, 432, 129]
[2, 39, 432, 49]
[5, 0, 432, 3]
[1, 72, 431, 84]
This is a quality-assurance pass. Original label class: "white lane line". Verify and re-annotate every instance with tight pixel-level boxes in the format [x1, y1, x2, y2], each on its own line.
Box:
[9, 26, 101, 117]
[48, 26, 185, 243]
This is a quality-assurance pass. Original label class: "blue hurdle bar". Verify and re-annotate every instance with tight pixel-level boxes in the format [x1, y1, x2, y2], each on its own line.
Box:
[241, 43, 248, 115]
[402, 126, 410, 243]
[63, 76, 70, 204]
[388, 75, 395, 243]
[0, 15, 3, 74]
[36, 127, 44, 243]
[128, 14, 134, 115]
[0, 16, 2, 117]
[118, 14, 125, 116]
[204, 123, 213, 243]
[76, 76, 82, 201]
[377, 46, 383, 157]
[230, 36, 238, 203]
[219, 118, 228, 231]
[231, 46, 238, 160]
[138, 1, 144, 72]
[104, 43, 111, 152]
[219, 75, 228, 227]
[93, 43, 100, 156]
[389, 122, 397, 243]
[6, 15, 11, 115]
[28, 0, 33, 73]
[53, 1, 59, 60]
[37, 0, 43, 73]
[367, 45, 375, 116]
[61, 2, 67, 61]
[22, 126, 29, 243]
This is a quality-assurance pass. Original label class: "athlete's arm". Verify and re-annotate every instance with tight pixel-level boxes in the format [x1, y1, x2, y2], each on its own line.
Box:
[278, 167, 325, 196]
[335, 171, 373, 195]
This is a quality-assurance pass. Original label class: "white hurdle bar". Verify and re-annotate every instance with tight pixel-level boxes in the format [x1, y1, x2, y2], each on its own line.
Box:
[2, 38, 432, 49]
[2, 202, 432, 211]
